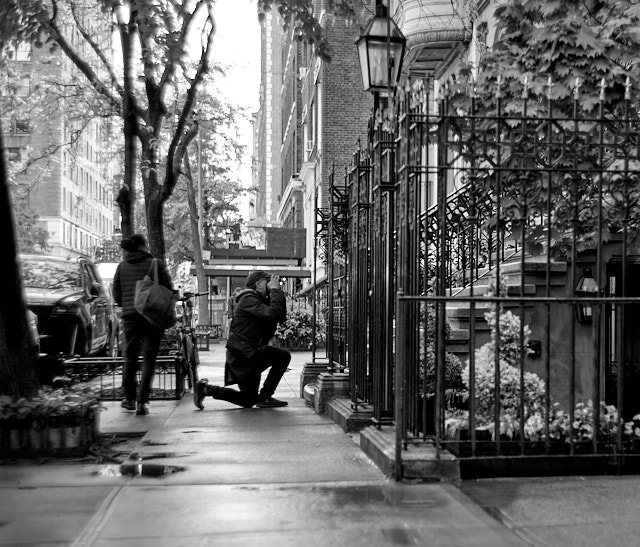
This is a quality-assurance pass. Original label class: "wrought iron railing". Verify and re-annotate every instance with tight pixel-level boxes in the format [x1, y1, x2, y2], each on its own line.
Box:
[392, 78, 640, 477]
[323, 75, 640, 479]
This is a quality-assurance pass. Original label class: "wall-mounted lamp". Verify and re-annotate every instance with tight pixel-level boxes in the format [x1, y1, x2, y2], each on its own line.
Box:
[575, 267, 598, 324]
[355, 1, 406, 95]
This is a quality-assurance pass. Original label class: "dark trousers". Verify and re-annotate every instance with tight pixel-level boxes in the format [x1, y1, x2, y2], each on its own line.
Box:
[121, 314, 163, 403]
[213, 346, 291, 408]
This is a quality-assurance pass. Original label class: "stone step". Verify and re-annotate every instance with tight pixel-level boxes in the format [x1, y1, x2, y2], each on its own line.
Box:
[452, 282, 538, 298]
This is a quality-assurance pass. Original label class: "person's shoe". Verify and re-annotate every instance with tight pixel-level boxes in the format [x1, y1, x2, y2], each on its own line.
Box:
[256, 396, 288, 408]
[135, 403, 148, 415]
[194, 379, 209, 410]
[121, 399, 135, 411]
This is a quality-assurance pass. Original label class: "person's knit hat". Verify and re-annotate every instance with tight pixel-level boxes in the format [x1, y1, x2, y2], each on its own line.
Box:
[246, 270, 270, 289]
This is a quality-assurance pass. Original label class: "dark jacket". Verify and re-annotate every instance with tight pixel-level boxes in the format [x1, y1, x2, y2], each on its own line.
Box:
[225, 287, 286, 385]
[112, 250, 173, 319]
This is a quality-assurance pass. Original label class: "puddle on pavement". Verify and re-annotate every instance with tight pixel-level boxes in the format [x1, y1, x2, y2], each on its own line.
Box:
[93, 463, 185, 477]
[127, 452, 183, 460]
[313, 485, 389, 507]
[314, 485, 440, 509]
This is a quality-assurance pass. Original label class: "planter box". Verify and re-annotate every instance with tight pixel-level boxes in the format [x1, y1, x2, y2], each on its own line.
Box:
[1, 420, 99, 458]
[444, 429, 640, 458]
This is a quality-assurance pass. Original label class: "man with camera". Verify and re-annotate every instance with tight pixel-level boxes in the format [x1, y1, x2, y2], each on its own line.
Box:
[194, 270, 290, 409]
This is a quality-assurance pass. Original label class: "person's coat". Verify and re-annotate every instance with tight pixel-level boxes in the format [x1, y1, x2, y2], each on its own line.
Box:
[225, 287, 286, 385]
[112, 250, 173, 319]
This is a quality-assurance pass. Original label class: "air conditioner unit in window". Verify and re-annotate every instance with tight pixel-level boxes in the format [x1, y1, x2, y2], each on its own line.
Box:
[298, 68, 308, 80]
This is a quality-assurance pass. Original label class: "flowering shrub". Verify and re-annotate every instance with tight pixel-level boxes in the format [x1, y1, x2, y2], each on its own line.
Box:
[462, 308, 545, 431]
[421, 303, 464, 400]
[443, 278, 640, 450]
[273, 306, 326, 349]
[447, 397, 640, 448]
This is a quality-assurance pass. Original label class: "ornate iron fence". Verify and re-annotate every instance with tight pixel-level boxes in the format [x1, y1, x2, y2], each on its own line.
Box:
[347, 147, 372, 407]
[326, 75, 640, 478]
[395, 77, 640, 476]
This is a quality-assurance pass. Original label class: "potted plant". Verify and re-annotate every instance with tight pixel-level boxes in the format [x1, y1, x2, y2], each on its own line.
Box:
[29, 399, 47, 450]
[45, 402, 68, 449]
[0, 384, 101, 455]
[273, 303, 325, 350]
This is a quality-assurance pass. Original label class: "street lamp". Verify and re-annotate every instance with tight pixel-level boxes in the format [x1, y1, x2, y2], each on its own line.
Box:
[575, 267, 598, 324]
[355, 0, 406, 95]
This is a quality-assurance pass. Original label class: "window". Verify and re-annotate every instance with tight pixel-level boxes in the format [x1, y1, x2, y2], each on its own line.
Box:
[8, 119, 30, 133]
[8, 43, 32, 61]
[16, 76, 30, 97]
[6, 148, 21, 162]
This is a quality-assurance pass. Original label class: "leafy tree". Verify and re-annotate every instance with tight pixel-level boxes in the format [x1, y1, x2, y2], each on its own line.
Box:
[451, 0, 640, 258]
[2, 0, 364, 260]
[164, 84, 245, 264]
[0, 0, 364, 397]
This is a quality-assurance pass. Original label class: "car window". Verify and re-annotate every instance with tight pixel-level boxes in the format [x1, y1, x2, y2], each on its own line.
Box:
[21, 259, 82, 289]
[83, 264, 103, 294]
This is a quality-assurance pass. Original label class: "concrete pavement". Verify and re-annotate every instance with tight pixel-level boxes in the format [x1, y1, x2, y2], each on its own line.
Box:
[1, 345, 637, 546]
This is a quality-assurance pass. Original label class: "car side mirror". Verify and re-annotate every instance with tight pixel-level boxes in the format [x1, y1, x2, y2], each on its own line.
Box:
[90, 282, 101, 297]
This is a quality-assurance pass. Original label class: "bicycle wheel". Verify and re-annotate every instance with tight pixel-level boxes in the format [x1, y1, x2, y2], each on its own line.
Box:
[183, 335, 198, 388]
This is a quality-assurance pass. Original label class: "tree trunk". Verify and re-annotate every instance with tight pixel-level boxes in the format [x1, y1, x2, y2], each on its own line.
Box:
[115, 17, 138, 238]
[142, 164, 166, 260]
[0, 132, 39, 398]
[184, 149, 210, 325]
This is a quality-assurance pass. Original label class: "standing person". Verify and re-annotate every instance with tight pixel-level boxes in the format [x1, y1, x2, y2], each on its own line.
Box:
[112, 234, 174, 415]
[194, 270, 291, 409]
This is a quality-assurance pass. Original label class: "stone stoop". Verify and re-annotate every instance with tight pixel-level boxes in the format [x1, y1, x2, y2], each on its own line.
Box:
[326, 397, 373, 433]
[299, 360, 332, 398]
[444, 259, 568, 364]
[302, 382, 315, 407]
[313, 372, 350, 414]
[359, 426, 460, 481]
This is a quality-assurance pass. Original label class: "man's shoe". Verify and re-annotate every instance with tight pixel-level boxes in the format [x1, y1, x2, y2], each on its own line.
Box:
[256, 396, 288, 408]
[121, 399, 135, 411]
[194, 379, 209, 410]
[135, 403, 148, 415]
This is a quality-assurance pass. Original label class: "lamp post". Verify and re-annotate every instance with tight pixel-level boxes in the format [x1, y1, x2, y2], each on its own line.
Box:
[355, 0, 406, 481]
[355, 0, 406, 95]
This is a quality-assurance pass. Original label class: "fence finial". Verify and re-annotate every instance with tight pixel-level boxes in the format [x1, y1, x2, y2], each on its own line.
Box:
[573, 77, 581, 99]
[600, 78, 606, 101]
[625, 76, 631, 100]
[546, 75, 554, 100]
[522, 75, 530, 99]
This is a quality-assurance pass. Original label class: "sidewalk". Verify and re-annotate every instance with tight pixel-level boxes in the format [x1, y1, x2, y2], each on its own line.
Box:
[0, 345, 528, 546]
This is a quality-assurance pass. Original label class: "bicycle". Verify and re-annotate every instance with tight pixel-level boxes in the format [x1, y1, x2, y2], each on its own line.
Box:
[173, 291, 208, 391]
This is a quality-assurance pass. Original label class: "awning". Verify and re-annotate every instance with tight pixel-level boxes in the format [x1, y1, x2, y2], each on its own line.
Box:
[296, 274, 327, 297]
[190, 264, 311, 279]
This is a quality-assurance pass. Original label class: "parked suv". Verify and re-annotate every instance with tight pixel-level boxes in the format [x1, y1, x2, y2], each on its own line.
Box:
[20, 254, 118, 357]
